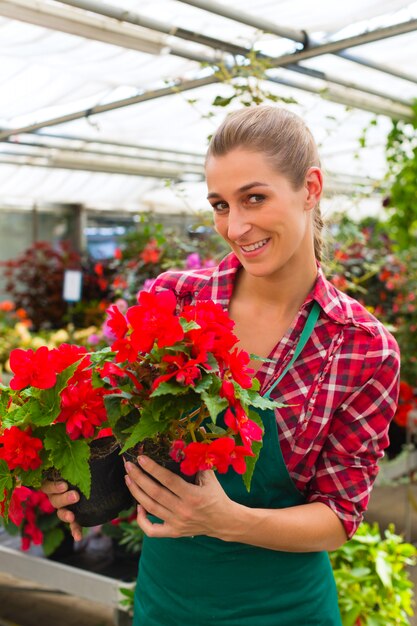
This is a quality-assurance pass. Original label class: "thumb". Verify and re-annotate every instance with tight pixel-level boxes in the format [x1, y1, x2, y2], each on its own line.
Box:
[195, 469, 219, 486]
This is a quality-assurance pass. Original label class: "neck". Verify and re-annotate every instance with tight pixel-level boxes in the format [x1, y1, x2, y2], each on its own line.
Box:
[234, 258, 318, 317]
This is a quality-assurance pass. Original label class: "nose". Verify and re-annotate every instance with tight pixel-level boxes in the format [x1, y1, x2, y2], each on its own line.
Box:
[226, 207, 251, 242]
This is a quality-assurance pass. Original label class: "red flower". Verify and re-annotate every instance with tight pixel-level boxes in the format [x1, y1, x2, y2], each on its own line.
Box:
[180, 437, 238, 475]
[151, 353, 202, 390]
[98, 362, 142, 391]
[106, 304, 128, 340]
[8, 486, 33, 526]
[51, 343, 90, 374]
[94, 262, 104, 276]
[224, 405, 263, 448]
[9, 346, 57, 390]
[220, 379, 238, 405]
[394, 403, 413, 428]
[226, 348, 254, 389]
[55, 381, 108, 439]
[229, 445, 254, 474]
[399, 381, 414, 402]
[127, 290, 184, 352]
[0, 426, 43, 471]
[182, 301, 238, 363]
[140, 239, 161, 264]
[112, 336, 140, 363]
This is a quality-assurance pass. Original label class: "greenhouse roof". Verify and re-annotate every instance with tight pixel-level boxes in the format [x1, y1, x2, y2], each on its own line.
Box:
[1, 0, 417, 215]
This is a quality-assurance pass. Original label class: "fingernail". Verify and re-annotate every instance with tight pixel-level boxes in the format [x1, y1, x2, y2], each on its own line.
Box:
[138, 455, 147, 466]
[70, 492, 79, 503]
[125, 474, 132, 486]
[125, 461, 133, 472]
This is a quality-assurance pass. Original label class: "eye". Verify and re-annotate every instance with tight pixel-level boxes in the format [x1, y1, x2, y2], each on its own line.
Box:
[246, 194, 265, 204]
[210, 200, 229, 213]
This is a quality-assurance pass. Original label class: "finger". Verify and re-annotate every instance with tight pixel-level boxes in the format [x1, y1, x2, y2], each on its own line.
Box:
[137, 455, 195, 494]
[136, 504, 176, 538]
[49, 489, 79, 511]
[125, 461, 180, 509]
[41, 480, 68, 495]
[125, 473, 172, 521]
[195, 469, 218, 486]
[69, 522, 83, 542]
[57, 507, 75, 525]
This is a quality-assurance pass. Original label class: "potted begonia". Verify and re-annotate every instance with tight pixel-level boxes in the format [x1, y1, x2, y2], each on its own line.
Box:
[99, 289, 282, 487]
[0, 290, 281, 529]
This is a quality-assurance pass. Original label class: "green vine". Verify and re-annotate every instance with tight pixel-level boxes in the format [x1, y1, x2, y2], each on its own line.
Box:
[384, 101, 417, 250]
[209, 50, 297, 109]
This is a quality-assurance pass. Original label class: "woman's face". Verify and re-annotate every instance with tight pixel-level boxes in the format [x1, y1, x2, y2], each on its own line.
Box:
[205, 148, 322, 280]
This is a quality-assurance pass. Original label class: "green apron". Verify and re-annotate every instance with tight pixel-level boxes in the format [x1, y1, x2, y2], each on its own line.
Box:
[133, 302, 342, 625]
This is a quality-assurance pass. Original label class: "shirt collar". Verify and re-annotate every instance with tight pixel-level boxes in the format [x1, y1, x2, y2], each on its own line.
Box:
[197, 253, 347, 325]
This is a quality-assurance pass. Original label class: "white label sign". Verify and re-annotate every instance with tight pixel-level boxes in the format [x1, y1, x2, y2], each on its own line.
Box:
[63, 270, 83, 302]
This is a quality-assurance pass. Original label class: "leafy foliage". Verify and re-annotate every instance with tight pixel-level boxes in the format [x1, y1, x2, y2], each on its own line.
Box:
[384, 101, 417, 249]
[330, 522, 417, 625]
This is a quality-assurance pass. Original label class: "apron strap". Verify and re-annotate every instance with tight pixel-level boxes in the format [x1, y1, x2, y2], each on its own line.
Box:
[264, 301, 321, 399]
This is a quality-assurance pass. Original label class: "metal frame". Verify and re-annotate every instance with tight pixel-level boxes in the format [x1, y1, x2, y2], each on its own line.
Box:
[1, 0, 416, 177]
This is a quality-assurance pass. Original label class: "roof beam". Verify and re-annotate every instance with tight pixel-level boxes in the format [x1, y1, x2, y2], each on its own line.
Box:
[55, 0, 416, 106]
[0, 0, 225, 64]
[0, 0, 165, 54]
[0, 151, 205, 179]
[0, 75, 219, 141]
[178, 0, 417, 83]
[55, 0, 248, 57]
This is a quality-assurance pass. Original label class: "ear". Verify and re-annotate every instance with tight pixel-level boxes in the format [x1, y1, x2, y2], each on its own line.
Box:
[304, 167, 323, 211]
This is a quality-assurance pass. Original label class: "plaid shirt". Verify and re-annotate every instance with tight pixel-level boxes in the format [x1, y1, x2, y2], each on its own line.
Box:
[150, 252, 400, 538]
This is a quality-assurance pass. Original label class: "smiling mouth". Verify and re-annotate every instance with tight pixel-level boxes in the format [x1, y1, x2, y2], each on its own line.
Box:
[240, 238, 270, 253]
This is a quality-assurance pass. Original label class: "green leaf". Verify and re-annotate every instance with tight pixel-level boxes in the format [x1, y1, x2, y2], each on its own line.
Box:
[200, 390, 228, 423]
[150, 381, 189, 397]
[44, 427, 91, 498]
[104, 394, 130, 428]
[375, 551, 392, 588]
[121, 411, 168, 453]
[0, 459, 13, 494]
[341, 606, 361, 626]
[212, 95, 235, 107]
[179, 318, 200, 332]
[193, 375, 215, 394]
[242, 438, 262, 491]
[42, 527, 65, 557]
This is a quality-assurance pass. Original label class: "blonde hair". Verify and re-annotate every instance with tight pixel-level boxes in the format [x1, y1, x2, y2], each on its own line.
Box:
[206, 106, 324, 260]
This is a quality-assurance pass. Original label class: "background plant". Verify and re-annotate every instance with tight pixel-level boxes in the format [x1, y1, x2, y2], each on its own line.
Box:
[330, 522, 417, 625]
[383, 101, 417, 250]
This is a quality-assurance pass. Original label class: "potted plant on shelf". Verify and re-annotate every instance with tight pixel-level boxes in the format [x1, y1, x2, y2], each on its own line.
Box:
[0, 343, 132, 526]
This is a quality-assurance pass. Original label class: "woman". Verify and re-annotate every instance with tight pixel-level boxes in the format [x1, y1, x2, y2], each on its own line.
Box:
[43, 106, 400, 625]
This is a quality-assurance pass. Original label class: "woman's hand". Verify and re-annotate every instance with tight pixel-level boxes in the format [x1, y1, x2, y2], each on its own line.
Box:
[41, 480, 83, 542]
[124, 456, 238, 540]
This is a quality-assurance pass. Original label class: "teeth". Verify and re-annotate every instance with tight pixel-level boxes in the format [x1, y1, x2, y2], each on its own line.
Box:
[241, 238, 269, 252]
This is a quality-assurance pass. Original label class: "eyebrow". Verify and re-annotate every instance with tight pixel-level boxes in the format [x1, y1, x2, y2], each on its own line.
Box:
[207, 182, 269, 199]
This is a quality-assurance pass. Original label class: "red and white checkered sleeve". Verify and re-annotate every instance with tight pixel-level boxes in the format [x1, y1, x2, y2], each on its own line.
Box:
[306, 327, 400, 539]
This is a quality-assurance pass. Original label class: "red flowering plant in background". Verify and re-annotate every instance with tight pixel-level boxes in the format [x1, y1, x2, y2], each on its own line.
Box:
[0, 486, 68, 556]
[0, 342, 112, 521]
[100, 289, 282, 490]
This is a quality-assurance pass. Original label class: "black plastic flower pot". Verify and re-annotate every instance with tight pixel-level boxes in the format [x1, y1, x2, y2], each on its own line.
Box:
[49, 437, 134, 527]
